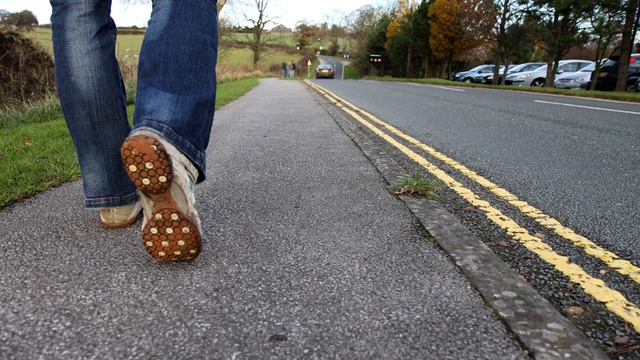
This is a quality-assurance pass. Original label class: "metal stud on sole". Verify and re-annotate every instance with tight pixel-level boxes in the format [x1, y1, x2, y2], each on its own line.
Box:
[121, 135, 201, 261]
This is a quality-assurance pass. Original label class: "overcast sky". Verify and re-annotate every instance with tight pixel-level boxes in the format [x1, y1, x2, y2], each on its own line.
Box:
[0, 0, 381, 29]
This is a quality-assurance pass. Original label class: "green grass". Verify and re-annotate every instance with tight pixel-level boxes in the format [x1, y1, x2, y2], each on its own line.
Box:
[344, 63, 358, 80]
[28, 28, 145, 56]
[0, 119, 80, 208]
[389, 170, 440, 200]
[218, 47, 302, 70]
[30, 28, 305, 71]
[0, 77, 259, 210]
[216, 77, 259, 108]
[225, 32, 349, 52]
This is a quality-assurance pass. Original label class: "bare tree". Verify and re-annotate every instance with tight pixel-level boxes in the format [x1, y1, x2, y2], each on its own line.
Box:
[237, 0, 276, 64]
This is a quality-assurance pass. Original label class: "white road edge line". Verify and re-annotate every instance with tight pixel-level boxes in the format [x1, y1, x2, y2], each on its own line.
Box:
[534, 100, 640, 115]
[430, 85, 464, 92]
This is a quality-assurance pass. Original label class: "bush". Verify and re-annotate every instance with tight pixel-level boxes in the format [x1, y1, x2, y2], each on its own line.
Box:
[0, 27, 56, 111]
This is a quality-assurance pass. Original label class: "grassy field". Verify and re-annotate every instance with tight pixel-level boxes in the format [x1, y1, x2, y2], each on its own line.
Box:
[227, 31, 348, 51]
[0, 77, 259, 209]
[29, 28, 308, 78]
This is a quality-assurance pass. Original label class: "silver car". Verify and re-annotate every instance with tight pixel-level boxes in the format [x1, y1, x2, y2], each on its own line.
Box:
[505, 60, 593, 87]
[483, 62, 546, 84]
[452, 65, 503, 83]
[553, 62, 600, 90]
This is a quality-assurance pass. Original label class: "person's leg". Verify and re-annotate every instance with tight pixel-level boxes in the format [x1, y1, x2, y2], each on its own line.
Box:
[50, 0, 138, 210]
[122, 0, 217, 261]
[133, 0, 218, 183]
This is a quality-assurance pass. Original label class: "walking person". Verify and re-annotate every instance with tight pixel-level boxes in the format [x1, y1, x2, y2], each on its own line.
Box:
[50, 0, 218, 262]
[289, 60, 296, 78]
[281, 60, 287, 77]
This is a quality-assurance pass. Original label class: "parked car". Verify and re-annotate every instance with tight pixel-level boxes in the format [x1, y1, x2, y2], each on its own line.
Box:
[315, 64, 335, 79]
[452, 65, 503, 83]
[588, 54, 640, 91]
[553, 61, 599, 90]
[633, 77, 640, 92]
[482, 62, 546, 84]
[504, 60, 593, 87]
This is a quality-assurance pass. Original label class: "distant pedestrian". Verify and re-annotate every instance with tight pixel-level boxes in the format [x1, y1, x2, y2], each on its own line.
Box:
[281, 60, 287, 77]
[289, 60, 296, 78]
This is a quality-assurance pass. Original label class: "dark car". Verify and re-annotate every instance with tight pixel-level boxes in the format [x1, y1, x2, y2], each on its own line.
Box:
[315, 64, 335, 79]
[633, 77, 640, 92]
[589, 54, 640, 91]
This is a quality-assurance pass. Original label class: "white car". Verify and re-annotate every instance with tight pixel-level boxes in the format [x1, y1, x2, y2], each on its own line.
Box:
[553, 61, 603, 90]
[504, 60, 593, 87]
[482, 62, 546, 84]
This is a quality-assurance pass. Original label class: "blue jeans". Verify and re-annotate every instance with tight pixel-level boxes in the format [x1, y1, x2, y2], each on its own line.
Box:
[50, 0, 218, 208]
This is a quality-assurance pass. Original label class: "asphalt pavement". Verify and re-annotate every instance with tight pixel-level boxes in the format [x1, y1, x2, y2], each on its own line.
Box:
[0, 79, 604, 359]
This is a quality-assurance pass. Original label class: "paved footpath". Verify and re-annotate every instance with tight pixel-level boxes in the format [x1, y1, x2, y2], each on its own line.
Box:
[0, 79, 598, 359]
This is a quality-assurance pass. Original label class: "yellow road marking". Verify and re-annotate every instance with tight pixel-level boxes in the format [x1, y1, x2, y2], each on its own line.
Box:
[307, 80, 640, 284]
[341, 95, 640, 285]
[306, 80, 640, 330]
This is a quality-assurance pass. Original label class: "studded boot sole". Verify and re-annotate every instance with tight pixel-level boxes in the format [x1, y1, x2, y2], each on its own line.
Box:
[121, 135, 201, 261]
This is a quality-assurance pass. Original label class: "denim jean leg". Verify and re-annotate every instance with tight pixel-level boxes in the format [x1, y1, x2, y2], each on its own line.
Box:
[133, 0, 218, 183]
[50, 0, 138, 208]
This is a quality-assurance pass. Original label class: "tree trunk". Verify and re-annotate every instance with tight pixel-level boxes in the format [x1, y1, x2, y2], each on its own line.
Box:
[616, 0, 638, 91]
[406, 46, 412, 78]
[253, 30, 261, 64]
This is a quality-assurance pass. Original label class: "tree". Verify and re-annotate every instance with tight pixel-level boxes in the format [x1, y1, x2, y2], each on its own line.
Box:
[345, 5, 385, 77]
[385, 0, 417, 77]
[615, 0, 639, 91]
[16, 10, 38, 27]
[366, 14, 391, 76]
[429, 0, 496, 78]
[1, 10, 39, 28]
[295, 21, 317, 49]
[525, 1, 590, 85]
[233, 0, 276, 64]
[411, 0, 437, 78]
[584, 0, 623, 90]
[490, 0, 532, 84]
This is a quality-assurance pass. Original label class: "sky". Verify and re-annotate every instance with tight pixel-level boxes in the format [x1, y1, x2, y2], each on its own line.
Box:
[0, 0, 381, 29]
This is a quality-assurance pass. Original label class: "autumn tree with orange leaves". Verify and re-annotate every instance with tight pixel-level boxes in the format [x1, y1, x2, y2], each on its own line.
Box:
[428, 0, 496, 78]
[385, 0, 418, 77]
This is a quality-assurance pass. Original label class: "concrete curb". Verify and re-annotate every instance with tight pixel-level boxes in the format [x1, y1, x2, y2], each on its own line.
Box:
[307, 82, 607, 360]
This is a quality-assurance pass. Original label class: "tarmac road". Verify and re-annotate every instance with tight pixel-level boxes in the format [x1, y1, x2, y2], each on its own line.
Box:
[0, 79, 602, 359]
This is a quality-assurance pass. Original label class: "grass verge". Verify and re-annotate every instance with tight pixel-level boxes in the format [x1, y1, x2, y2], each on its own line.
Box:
[365, 76, 640, 103]
[0, 77, 260, 209]
[0, 119, 79, 208]
[389, 170, 440, 200]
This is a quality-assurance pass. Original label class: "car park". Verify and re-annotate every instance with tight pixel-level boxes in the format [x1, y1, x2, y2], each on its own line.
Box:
[482, 62, 546, 84]
[315, 64, 335, 79]
[553, 61, 600, 90]
[588, 54, 640, 91]
[504, 60, 593, 87]
[452, 65, 503, 83]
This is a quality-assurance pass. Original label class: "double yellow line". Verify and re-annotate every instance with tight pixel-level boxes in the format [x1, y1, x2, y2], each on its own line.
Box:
[305, 80, 640, 331]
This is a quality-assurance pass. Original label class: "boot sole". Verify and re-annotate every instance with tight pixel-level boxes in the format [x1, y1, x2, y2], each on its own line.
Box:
[121, 135, 201, 262]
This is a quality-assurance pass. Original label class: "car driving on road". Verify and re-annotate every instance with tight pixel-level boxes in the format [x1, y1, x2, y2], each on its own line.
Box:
[315, 64, 335, 79]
